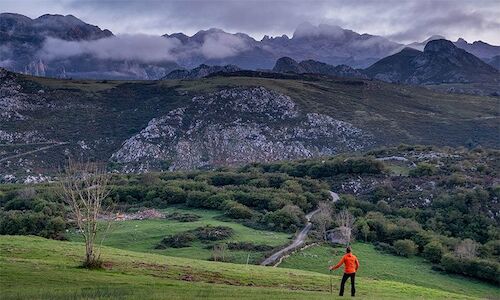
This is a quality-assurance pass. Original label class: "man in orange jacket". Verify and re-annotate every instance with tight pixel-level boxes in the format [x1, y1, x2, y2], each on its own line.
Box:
[329, 246, 359, 296]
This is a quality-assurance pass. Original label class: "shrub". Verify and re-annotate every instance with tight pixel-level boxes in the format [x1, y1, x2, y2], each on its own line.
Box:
[155, 232, 195, 248]
[164, 186, 187, 204]
[185, 191, 212, 208]
[224, 201, 254, 219]
[209, 172, 246, 186]
[479, 240, 500, 259]
[190, 225, 234, 241]
[441, 254, 500, 284]
[374, 242, 396, 254]
[394, 239, 418, 257]
[165, 212, 201, 222]
[423, 241, 445, 263]
[205, 193, 232, 209]
[409, 163, 436, 177]
[263, 205, 305, 232]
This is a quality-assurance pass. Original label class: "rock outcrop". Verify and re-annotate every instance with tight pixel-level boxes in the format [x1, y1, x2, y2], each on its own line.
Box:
[111, 87, 372, 171]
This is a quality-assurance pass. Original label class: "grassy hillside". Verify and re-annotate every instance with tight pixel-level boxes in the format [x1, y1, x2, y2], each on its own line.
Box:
[68, 206, 292, 264]
[279, 243, 499, 299]
[0, 235, 492, 299]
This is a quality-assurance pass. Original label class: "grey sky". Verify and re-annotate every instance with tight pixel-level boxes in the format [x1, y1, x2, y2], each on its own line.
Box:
[2, 0, 500, 44]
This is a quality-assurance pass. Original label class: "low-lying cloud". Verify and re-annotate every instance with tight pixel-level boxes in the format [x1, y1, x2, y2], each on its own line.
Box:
[39, 34, 181, 62]
[38, 32, 250, 63]
[200, 32, 249, 59]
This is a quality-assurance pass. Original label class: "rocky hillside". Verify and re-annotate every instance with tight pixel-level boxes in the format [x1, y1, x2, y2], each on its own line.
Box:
[111, 87, 372, 171]
[273, 57, 366, 79]
[163, 64, 241, 80]
[1, 68, 498, 182]
[365, 39, 499, 84]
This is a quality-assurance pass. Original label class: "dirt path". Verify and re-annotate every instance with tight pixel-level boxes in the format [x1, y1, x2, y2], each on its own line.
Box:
[0, 142, 68, 163]
[260, 191, 339, 266]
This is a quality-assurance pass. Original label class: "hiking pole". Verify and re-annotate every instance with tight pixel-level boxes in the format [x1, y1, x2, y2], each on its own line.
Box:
[329, 269, 333, 295]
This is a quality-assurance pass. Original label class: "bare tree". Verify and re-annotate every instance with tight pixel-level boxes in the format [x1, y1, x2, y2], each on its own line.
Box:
[18, 187, 37, 200]
[335, 209, 355, 245]
[455, 239, 479, 259]
[57, 160, 112, 268]
[312, 202, 333, 241]
[212, 244, 227, 262]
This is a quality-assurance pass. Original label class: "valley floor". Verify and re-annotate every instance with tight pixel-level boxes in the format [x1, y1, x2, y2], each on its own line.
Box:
[1, 236, 497, 299]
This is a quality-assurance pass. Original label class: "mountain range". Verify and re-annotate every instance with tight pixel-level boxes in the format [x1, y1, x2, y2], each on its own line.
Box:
[1, 12, 499, 80]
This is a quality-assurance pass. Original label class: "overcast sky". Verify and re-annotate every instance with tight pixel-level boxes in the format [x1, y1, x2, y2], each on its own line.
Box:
[2, 0, 500, 44]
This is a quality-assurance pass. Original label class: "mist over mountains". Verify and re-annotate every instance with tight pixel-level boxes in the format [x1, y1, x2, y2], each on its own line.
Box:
[1, 12, 499, 80]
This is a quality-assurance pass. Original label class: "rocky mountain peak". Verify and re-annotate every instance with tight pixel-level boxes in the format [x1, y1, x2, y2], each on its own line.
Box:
[424, 39, 457, 53]
[273, 57, 304, 73]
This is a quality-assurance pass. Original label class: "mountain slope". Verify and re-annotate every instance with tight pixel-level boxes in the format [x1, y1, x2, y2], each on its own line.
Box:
[111, 86, 372, 171]
[1, 68, 498, 181]
[365, 39, 499, 84]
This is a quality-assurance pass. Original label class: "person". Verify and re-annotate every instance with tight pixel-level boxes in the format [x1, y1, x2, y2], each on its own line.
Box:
[329, 246, 359, 297]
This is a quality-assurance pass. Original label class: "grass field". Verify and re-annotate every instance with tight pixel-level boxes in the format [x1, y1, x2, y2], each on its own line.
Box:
[0, 235, 492, 299]
[279, 243, 499, 299]
[68, 206, 291, 264]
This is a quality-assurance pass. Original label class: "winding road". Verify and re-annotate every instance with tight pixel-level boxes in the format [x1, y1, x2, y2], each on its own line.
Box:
[261, 191, 339, 266]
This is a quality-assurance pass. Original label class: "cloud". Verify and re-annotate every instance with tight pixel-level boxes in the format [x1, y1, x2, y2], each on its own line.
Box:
[293, 23, 346, 39]
[37, 32, 250, 63]
[200, 32, 249, 59]
[3, 0, 500, 45]
[38, 34, 181, 62]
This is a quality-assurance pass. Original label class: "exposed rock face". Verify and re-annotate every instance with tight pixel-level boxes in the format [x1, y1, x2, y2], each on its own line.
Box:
[111, 87, 372, 171]
[162, 64, 241, 80]
[273, 57, 367, 79]
[365, 39, 499, 84]
[0, 68, 46, 121]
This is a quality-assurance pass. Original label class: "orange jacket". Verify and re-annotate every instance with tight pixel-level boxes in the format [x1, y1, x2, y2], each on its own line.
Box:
[331, 253, 359, 274]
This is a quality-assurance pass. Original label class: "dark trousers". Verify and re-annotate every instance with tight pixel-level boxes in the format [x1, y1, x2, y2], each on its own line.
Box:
[339, 272, 356, 296]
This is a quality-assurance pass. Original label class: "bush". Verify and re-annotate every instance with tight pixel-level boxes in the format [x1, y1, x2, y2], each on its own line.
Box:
[263, 205, 305, 232]
[374, 242, 396, 254]
[190, 225, 234, 241]
[479, 240, 500, 259]
[441, 254, 500, 284]
[209, 172, 246, 186]
[394, 239, 418, 257]
[155, 232, 195, 248]
[164, 212, 201, 222]
[423, 241, 445, 263]
[224, 201, 254, 219]
[185, 191, 212, 208]
[205, 193, 232, 209]
[409, 163, 436, 177]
